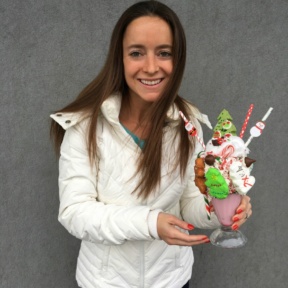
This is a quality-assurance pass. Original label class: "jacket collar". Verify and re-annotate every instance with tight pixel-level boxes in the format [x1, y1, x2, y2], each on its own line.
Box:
[50, 111, 88, 130]
[50, 93, 212, 130]
[100, 93, 122, 126]
[100, 93, 212, 128]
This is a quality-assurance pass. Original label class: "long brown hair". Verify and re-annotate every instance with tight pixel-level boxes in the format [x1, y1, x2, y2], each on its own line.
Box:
[50, 0, 196, 199]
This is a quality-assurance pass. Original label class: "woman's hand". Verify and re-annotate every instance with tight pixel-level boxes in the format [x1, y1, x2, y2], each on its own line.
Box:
[231, 195, 252, 230]
[157, 212, 210, 246]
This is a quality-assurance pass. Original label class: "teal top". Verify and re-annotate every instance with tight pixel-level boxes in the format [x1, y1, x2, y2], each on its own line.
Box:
[121, 124, 145, 149]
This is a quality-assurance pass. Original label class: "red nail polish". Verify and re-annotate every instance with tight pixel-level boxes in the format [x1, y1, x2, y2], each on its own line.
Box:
[237, 209, 243, 214]
[188, 224, 194, 230]
[233, 217, 239, 222]
[202, 236, 209, 240]
[205, 239, 210, 243]
[232, 224, 239, 230]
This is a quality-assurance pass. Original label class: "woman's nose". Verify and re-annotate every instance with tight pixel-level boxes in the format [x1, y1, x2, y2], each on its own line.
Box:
[143, 55, 159, 74]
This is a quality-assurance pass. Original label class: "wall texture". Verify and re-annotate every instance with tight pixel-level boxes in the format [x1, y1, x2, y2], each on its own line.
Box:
[1, 0, 287, 287]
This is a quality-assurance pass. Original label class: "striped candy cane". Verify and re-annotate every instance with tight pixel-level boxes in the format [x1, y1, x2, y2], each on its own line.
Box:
[203, 193, 211, 220]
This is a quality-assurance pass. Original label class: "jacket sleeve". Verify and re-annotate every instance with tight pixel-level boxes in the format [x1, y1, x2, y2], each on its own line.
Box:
[180, 121, 220, 229]
[58, 122, 154, 245]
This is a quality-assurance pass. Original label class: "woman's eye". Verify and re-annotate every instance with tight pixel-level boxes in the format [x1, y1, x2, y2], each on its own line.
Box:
[159, 51, 172, 58]
[130, 51, 142, 57]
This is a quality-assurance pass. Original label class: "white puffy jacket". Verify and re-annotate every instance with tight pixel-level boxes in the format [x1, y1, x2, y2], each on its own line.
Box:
[51, 94, 219, 288]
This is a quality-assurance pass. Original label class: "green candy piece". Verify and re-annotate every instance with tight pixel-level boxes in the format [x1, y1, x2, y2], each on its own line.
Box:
[213, 109, 237, 137]
[205, 168, 229, 199]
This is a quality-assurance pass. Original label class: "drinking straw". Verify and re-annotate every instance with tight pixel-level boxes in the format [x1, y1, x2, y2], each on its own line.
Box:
[245, 107, 273, 147]
[179, 111, 211, 219]
[239, 104, 254, 139]
[179, 111, 206, 150]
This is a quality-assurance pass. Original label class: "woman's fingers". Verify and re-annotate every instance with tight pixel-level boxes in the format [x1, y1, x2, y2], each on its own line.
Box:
[232, 195, 252, 230]
[237, 196, 251, 213]
[157, 213, 210, 246]
[163, 212, 195, 230]
[162, 225, 210, 245]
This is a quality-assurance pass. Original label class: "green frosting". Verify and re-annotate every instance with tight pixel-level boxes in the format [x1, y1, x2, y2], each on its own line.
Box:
[205, 168, 229, 199]
[213, 109, 237, 137]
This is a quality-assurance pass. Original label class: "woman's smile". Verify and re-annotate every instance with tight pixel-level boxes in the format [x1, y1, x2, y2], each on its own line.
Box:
[139, 78, 163, 86]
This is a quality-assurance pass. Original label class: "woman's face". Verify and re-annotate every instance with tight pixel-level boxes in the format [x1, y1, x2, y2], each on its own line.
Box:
[123, 16, 173, 106]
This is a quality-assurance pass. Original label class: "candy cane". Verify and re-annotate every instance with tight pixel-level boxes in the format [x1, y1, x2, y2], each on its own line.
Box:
[240, 104, 254, 138]
[221, 145, 235, 158]
[179, 111, 206, 150]
[203, 193, 211, 220]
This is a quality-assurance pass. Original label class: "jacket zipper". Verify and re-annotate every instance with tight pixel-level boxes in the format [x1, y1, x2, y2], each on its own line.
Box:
[140, 242, 145, 288]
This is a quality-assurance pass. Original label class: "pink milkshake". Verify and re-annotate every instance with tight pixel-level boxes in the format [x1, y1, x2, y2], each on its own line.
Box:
[211, 193, 242, 226]
[180, 107, 272, 248]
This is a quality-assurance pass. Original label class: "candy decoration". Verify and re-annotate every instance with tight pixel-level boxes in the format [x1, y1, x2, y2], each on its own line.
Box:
[194, 158, 207, 192]
[179, 111, 206, 149]
[245, 107, 273, 147]
[205, 168, 229, 199]
[213, 109, 237, 138]
[229, 160, 256, 195]
[205, 155, 215, 165]
[194, 157, 211, 220]
[203, 193, 211, 220]
[194, 173, 211, 219]
[244, 157, 256, 168]
[239, 104, 254, 139]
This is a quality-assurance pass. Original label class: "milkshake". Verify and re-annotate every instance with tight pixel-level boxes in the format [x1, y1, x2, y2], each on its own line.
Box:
[200, 110, 253, 248]
[180, 106, 272, 248]
[211, 193, 241, 226]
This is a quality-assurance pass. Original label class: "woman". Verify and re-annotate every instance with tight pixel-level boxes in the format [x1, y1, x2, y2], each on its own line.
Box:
[50, 1, 252, 287]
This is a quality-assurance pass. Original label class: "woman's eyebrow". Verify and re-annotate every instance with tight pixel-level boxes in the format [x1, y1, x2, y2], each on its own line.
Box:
[126, 44, 172, 49]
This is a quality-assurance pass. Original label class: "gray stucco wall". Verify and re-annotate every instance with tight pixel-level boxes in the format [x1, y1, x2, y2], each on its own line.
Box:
[1, 1, 287, 287]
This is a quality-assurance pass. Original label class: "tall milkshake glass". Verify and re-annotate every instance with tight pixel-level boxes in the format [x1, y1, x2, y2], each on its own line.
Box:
[210, 193, 247, 248]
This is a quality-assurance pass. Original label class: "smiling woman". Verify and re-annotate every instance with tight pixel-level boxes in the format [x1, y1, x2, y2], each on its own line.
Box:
[121, 16, 173, 135]
[49, 1, 251, 288]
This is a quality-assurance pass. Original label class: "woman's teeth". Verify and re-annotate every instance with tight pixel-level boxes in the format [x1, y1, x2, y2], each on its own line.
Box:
[140, 79, 162, 86]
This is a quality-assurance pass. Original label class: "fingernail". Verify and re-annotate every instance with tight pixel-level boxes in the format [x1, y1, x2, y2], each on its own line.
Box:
[202, 236, 209, 240]
[204, 239, 210, 243]
[237, 209, 243, 214]
[232, 224, 239, 230]
[187, 224, 194, 230]
[233, 217, 239, 222]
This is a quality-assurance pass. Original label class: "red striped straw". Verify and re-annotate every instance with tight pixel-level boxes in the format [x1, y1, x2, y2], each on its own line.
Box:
[179, 111, 211, 219]
[239, 104, 254, 139]
[179, 111, 206, 150]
